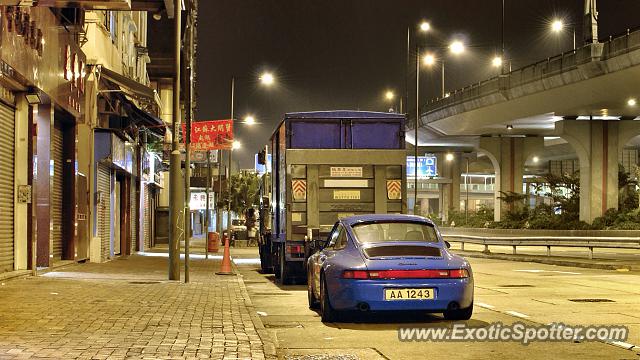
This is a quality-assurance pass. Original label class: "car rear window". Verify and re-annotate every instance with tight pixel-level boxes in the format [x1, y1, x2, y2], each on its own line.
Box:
[351, 221, 439, 243]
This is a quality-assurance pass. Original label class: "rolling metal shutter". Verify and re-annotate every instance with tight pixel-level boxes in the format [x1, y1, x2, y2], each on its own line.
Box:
[97, 163, 111, 261]
[130, 179, 137, 253]
[143, 185, 151, 250]
[0, 103, 15, 272]
[51, 126, 64, 261]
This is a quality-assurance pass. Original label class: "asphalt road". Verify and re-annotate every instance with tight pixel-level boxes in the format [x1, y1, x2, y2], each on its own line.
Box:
[231, 248, 640, 360]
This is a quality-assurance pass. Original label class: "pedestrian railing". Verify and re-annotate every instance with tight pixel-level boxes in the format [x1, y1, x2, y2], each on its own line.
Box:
[441, 234, 640, 259]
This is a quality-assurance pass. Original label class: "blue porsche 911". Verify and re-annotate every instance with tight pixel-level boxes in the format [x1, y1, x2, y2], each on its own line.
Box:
[306, 214, 474, 322]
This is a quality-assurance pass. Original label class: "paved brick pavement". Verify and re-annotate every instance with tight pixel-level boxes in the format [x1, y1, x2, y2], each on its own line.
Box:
[0, 250, 276, 360]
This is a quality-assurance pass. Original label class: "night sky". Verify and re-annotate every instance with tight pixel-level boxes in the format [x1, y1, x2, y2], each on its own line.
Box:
[195, 0, 640, 169]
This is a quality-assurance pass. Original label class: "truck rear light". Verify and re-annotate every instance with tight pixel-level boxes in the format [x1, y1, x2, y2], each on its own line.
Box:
[286, 245, 304, 254]
[341, 269, 469, 279]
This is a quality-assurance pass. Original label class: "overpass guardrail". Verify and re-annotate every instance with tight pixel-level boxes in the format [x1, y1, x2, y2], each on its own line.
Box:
[439, 228, 640, 259]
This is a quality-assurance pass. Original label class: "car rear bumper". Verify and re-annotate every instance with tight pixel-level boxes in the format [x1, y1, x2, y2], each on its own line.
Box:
[329, 278, 474, 312]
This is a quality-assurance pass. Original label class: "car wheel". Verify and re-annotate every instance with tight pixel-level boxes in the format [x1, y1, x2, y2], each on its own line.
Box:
[307, 268, 319, 309]
[443, 302, 473, 321]
[320, 276, 338, 322]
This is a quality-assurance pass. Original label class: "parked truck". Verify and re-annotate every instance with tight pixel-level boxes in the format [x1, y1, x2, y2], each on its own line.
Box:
[257, 111, 407, 284]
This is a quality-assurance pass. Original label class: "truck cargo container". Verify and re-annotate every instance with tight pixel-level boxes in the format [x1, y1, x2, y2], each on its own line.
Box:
[257, 111, 407, 284]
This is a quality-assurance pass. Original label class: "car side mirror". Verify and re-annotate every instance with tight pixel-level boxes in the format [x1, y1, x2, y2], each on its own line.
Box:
[445, 241, 451, 249]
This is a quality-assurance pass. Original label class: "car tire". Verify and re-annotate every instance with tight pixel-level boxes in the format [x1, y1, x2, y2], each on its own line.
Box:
[320, 277, 338, 322]
[443, 302, 473, 321]
[307, 268, 319, 309]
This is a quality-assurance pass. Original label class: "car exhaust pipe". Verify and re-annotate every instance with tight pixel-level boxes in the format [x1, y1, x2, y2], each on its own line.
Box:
[357, 302, 370, 312]
[447, 302, 460, 311]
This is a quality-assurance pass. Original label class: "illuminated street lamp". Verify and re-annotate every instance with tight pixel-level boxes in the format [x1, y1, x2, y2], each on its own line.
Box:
[492, 56, 503, 68]
[385, 90, 395, 100]
[244, 115, 256, 125]
[628, 98, 637, 107]
[419, 21, 431, 32]
[232, 140, 241, 150]
[260, 72, 275, 86]
[550, 18, 575, 50]
[423, 53, 436, 66]
[449, 40, 465, 55]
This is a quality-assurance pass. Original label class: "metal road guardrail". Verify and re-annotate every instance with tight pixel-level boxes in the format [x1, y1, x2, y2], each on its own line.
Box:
[441, 234, 640, 260]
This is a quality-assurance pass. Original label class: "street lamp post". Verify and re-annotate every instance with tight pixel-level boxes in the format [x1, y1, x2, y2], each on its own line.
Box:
[551, 19, 576, 50]
[412, 22, 430, 215]
[222, 73, 273, 233]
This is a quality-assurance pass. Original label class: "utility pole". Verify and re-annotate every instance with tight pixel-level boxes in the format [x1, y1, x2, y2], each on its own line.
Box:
[414, 45, 419, 215]
[227, 77, 235, 231]
[184, 0, 196, 283]
[168, 0, 182, 281]
[205, 150, 211, 259]
[216, 150, 222, 234]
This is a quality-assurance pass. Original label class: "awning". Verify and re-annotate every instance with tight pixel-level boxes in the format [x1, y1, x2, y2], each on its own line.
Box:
[120, 95, 166, 136]
[100, 66, 156, 101]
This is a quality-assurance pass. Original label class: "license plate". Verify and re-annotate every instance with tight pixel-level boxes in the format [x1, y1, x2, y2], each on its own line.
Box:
[384, 288, 434, 300]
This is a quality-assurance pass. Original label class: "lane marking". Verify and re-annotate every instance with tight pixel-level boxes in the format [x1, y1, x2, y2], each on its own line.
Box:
[606, 340, 636, 350]
[233, 258, 262, 265]
[514, 269, 581, 275]
[256, 311, 268, 317]
[505, 311, 530, 319]
[476, 302, 495, 309]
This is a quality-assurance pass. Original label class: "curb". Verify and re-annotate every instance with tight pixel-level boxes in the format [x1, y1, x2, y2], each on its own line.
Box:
[234, 260, 278, 359]
[456, 250, 640, 271]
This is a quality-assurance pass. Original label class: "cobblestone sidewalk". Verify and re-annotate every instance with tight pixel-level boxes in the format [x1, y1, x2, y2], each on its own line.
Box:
[0, 251, 276, 360]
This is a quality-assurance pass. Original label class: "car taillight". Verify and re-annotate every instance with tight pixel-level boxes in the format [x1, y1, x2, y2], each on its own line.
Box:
[341, 269, 469, 279]
[341, 270, 369, 279]
[286, 245, 304, 254]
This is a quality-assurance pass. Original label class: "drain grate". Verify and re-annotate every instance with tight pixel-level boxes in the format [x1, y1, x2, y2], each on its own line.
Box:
[498, 284, 534, 288]
[569, 298, 615, 303]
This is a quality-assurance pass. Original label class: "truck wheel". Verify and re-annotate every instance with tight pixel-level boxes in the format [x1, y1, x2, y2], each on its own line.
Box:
[279, 245, 293, 285]
[259, 244, 271, 273]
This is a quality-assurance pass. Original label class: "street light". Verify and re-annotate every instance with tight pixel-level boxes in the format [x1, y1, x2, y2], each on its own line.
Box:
[385, 90, 395, 100]
[550, 18, 575, 50]
[445, 153, 455, 161]
[412, 21, 431, 215]
[423, 53, 436, 66]
[449, 40, 465, 55]
[492, 56, 503, 68]
[232, 140, 241, 150]
[223, 72, 275, 232]
[244, 115, 256, 125]
[260, 72, 275, 86]
[627, 98, 637, 107]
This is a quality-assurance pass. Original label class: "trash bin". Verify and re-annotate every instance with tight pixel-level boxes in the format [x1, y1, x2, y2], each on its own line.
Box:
[207, 232, 220, 253]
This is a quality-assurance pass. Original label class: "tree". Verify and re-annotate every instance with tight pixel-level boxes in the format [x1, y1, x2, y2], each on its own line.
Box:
[217, 172, 261, 218]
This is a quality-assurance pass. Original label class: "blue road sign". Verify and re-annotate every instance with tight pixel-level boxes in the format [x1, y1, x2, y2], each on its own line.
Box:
[407, 155, 437, 178]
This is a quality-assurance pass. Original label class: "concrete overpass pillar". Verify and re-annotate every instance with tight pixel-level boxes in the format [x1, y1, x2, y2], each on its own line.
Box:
[556, 120, 640, 223]
[479, 137, 543, 221]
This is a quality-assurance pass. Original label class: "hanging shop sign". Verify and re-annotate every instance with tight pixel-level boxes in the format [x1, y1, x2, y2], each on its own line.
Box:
[181, 119, 233, 150]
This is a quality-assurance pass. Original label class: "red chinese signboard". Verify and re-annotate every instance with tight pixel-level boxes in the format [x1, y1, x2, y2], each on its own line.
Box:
[182, 119, 234, 150]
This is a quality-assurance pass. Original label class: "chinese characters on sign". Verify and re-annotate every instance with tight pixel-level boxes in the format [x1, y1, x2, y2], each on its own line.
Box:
[330, 167, 363, 177]
[407, 155, 438, 178]
[182, 119, 234, 150]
